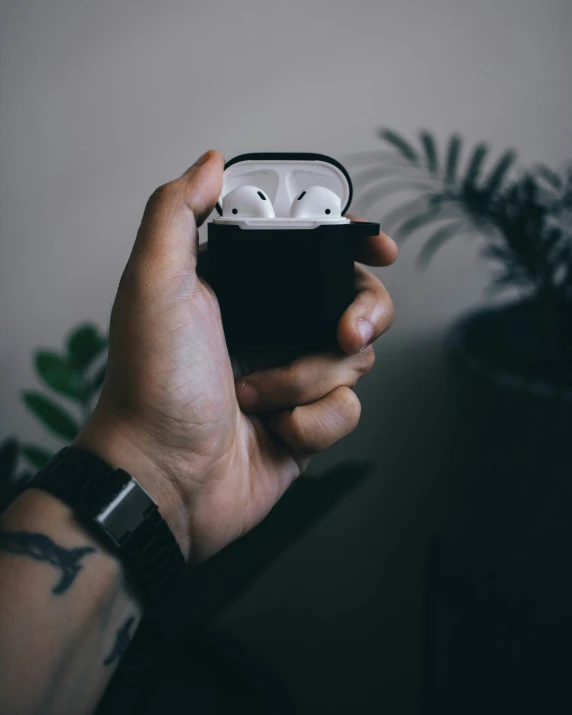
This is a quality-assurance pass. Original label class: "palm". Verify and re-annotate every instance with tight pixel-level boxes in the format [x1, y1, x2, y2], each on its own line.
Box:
[174, 279, 301, 559]
[105, 264, 300, 561]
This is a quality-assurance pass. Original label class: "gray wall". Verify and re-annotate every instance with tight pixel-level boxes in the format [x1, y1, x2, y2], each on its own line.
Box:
[1, 1, 571, 712]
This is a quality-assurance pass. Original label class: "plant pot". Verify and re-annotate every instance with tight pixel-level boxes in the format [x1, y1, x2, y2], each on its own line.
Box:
[424, 300, 572, 714]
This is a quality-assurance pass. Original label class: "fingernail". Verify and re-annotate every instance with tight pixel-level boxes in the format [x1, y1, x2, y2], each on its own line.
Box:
[357, 319, 374, 350]
[238, 380, 258, 407]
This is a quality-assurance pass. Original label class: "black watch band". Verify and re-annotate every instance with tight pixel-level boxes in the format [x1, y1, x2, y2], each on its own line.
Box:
[30, 447, 186, 606]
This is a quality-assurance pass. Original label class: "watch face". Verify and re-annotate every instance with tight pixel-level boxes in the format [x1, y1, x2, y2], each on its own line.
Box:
[96, 476, 157, 547]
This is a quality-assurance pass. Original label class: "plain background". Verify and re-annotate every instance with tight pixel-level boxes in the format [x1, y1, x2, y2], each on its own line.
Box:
[1, 1, 571, 712]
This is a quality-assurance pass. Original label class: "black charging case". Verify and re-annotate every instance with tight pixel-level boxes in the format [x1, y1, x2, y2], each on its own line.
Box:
[207, 153, 379, 352]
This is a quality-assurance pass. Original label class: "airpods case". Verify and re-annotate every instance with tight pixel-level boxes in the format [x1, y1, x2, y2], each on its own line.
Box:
[207, 153, 379, 352]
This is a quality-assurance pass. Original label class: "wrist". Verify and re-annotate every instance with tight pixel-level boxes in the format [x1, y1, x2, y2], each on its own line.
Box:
[74, 411, 191, 561]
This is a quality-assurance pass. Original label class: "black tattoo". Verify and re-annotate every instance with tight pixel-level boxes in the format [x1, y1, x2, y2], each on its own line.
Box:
[103, 616, 135, 667]
[0, 531, 96, 594]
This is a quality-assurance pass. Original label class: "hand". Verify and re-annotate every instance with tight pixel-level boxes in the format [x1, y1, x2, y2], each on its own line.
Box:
[76, 151, 397, 562]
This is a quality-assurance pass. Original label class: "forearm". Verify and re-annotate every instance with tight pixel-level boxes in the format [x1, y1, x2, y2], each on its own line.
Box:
[0, 488, 142, 715]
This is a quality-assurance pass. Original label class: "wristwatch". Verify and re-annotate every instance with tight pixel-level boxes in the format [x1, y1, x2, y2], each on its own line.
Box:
[30, 447, 186, 606]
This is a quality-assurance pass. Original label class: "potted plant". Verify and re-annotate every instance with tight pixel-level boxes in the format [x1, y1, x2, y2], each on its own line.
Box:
[351, 129, 572, 713]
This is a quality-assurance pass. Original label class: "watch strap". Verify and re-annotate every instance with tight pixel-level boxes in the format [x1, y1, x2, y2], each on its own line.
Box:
[30, 447, 186, 606]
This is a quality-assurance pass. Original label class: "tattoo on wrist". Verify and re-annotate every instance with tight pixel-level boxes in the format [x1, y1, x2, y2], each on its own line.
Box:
[0, 530, 96, 595]
[103, 615, 136, 667]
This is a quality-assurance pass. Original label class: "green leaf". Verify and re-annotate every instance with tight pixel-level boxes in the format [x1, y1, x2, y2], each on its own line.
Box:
[534, 165, 563, 191]
[445, 135, 462, 185]
[420, 130, 439, 174]
[0, 438, 19, 481]
[522, 174, 539, 201]
[35, 351, 83, 400]
[379, 129, 419, 164]
[463, 143, 489, 188]
[162, 462, 375, 625]
[483, 149, 517, 195]
[485, 267, 529, 295]
[67, 325, 105, 370]
[22, 392, 80, 441]
[418, 221, 467, 268]
[480, 243, 515, 263]
[21, 444, 53, 470]
[395, 206, 442, 241]
[91, 363, 106, 392]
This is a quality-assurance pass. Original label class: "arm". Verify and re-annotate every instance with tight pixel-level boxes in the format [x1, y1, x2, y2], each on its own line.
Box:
[0, 150, 397, 714]
[0, 420, 189, 715]
[0, 489, 141, 715]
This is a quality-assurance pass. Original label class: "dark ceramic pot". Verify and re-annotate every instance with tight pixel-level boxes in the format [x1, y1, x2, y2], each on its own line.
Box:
[424, 300, 572, 715]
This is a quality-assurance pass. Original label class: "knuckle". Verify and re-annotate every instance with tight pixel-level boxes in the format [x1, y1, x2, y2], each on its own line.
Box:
[281, 362, 308, 401]
[146, 181, 179, 213]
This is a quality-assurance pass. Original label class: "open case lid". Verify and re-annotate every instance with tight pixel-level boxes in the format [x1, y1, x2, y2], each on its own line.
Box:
[215, 152, 354, 217]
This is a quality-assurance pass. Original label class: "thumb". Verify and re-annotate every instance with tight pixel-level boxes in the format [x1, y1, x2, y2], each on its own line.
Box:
[130, 150, 225, 274]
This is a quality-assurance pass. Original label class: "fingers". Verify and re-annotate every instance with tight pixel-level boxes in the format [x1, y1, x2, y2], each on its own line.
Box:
[345, 214, 399, 267]
[236, 347, 374, 412]
[337, 263, 394, 355]
[270, 386, 361, 459]
[129, 150, 225, 276]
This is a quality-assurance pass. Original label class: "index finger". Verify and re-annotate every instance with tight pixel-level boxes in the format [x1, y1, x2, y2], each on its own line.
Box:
[345, 213, 399, 267]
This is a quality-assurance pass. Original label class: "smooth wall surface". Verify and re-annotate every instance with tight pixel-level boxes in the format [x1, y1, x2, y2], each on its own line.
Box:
[1, 1, 571, 712]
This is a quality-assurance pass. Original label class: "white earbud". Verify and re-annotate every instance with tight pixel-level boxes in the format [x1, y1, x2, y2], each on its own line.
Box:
[222, 185, 275, 218]
[290, 186, 342, 219]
